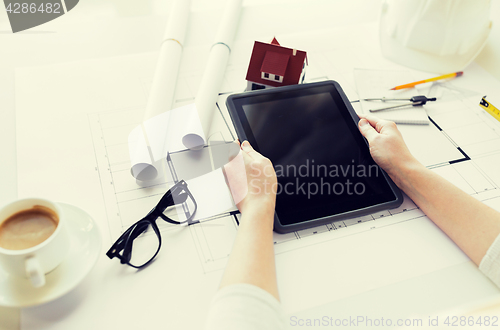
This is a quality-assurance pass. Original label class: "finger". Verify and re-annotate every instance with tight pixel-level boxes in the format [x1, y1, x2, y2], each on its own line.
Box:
[358, 118, 380, 143]
[241, 140, 272, 168]
[362, 115, 397, 133]
[242, 151, 254, 168]
[241, 140, 258, 159]
[240, 144, 254, 166]
[361, 115, 384, 131]
[222, 152, 248, 205]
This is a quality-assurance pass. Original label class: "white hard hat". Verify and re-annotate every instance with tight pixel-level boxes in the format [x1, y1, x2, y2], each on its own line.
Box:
[380, 0, 492, 73]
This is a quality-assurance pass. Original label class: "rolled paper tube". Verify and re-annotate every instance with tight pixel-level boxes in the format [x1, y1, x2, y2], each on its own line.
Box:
[129, 103, 206, 181]
[186, 0, 243, 150]
[129, 0, 191, 181]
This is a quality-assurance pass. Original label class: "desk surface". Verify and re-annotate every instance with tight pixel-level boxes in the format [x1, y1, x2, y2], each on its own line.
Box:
[1, 1, 500, 329]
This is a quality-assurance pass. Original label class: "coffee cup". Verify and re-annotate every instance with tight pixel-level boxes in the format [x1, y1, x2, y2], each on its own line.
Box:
[0, 198, 70, 288]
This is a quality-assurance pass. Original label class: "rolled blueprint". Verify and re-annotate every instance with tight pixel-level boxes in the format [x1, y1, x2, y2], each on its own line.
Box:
[129, 103, 205, 182]
[129, 0, 191, 181]
[182, 0, 243, 150]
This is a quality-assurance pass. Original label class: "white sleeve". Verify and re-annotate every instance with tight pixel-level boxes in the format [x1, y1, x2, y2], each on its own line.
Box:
[204, 283, 287, 330]
[479, 233, 500, 288]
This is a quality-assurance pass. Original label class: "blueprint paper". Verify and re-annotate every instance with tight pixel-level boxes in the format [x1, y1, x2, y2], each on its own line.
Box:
[354, 69, 430, 124]
[16, 23, 500, 329]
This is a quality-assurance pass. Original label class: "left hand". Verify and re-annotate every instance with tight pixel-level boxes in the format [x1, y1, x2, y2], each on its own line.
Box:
[223, 140, 277, 217]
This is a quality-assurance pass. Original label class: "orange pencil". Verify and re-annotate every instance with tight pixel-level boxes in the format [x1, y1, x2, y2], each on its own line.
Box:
[390, 71, 463, 90]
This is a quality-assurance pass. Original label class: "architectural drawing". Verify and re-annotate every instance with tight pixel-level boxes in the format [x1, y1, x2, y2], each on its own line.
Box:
[88, 50, 500, 274]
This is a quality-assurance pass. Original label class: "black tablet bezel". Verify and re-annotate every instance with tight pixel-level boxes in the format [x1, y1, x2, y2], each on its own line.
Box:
[226, 80, 403, 233]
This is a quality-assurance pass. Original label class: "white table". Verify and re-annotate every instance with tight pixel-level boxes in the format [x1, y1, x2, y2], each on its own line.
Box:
[1, 1, 500, 329]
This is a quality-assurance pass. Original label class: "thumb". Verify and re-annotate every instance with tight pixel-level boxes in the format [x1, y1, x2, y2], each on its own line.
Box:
[358, 119, 379, 143]
[241, 140, 258, 159]
[222, 151, 248, 205]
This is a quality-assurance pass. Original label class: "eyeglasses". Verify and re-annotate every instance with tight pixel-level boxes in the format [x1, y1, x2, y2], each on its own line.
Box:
[106, 180, 197, 269]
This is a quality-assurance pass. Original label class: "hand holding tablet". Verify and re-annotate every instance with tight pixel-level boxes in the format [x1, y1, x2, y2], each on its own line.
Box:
[226, 81, 403, 233]
[358, 115, 420, 188]
[223, 140, 277, 221]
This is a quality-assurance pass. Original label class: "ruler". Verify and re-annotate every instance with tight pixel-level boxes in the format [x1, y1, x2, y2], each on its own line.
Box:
[480, 96, 500, 122]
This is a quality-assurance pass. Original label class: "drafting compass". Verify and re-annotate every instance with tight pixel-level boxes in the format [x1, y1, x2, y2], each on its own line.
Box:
[362, 95, 437, 112]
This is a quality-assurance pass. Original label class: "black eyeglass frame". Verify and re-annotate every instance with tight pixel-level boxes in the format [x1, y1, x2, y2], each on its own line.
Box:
[106, 180, 197, 269]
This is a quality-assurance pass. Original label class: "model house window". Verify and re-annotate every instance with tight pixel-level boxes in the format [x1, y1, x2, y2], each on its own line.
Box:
[261, 72, 284, 83]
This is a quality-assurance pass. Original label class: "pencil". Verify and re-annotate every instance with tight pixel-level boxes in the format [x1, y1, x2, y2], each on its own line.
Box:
[390, 71, 463, 90]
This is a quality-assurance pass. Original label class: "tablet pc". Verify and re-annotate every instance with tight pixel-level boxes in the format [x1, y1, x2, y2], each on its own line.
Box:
[226, 81, 403, 233]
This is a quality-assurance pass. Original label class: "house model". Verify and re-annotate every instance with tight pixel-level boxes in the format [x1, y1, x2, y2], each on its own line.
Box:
[245, 37, 307, 91]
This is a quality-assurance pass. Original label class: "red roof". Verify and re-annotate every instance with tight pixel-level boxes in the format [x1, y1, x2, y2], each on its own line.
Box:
[261, 51, 289, 76]
[245, 40, 307, 88]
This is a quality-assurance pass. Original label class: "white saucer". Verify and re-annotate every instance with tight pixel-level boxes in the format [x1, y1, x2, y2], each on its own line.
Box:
[0, 203, 101, 308]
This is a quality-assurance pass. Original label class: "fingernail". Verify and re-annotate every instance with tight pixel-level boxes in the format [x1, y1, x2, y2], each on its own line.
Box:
[242, 140, 252, 150]
[359, 119, 368, 127]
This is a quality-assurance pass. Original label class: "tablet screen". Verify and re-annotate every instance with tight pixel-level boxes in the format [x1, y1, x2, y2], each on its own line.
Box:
[231, 83, 399, 227]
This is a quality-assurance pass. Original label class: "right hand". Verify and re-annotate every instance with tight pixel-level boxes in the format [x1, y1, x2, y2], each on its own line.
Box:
[358, 115, 420, 184]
